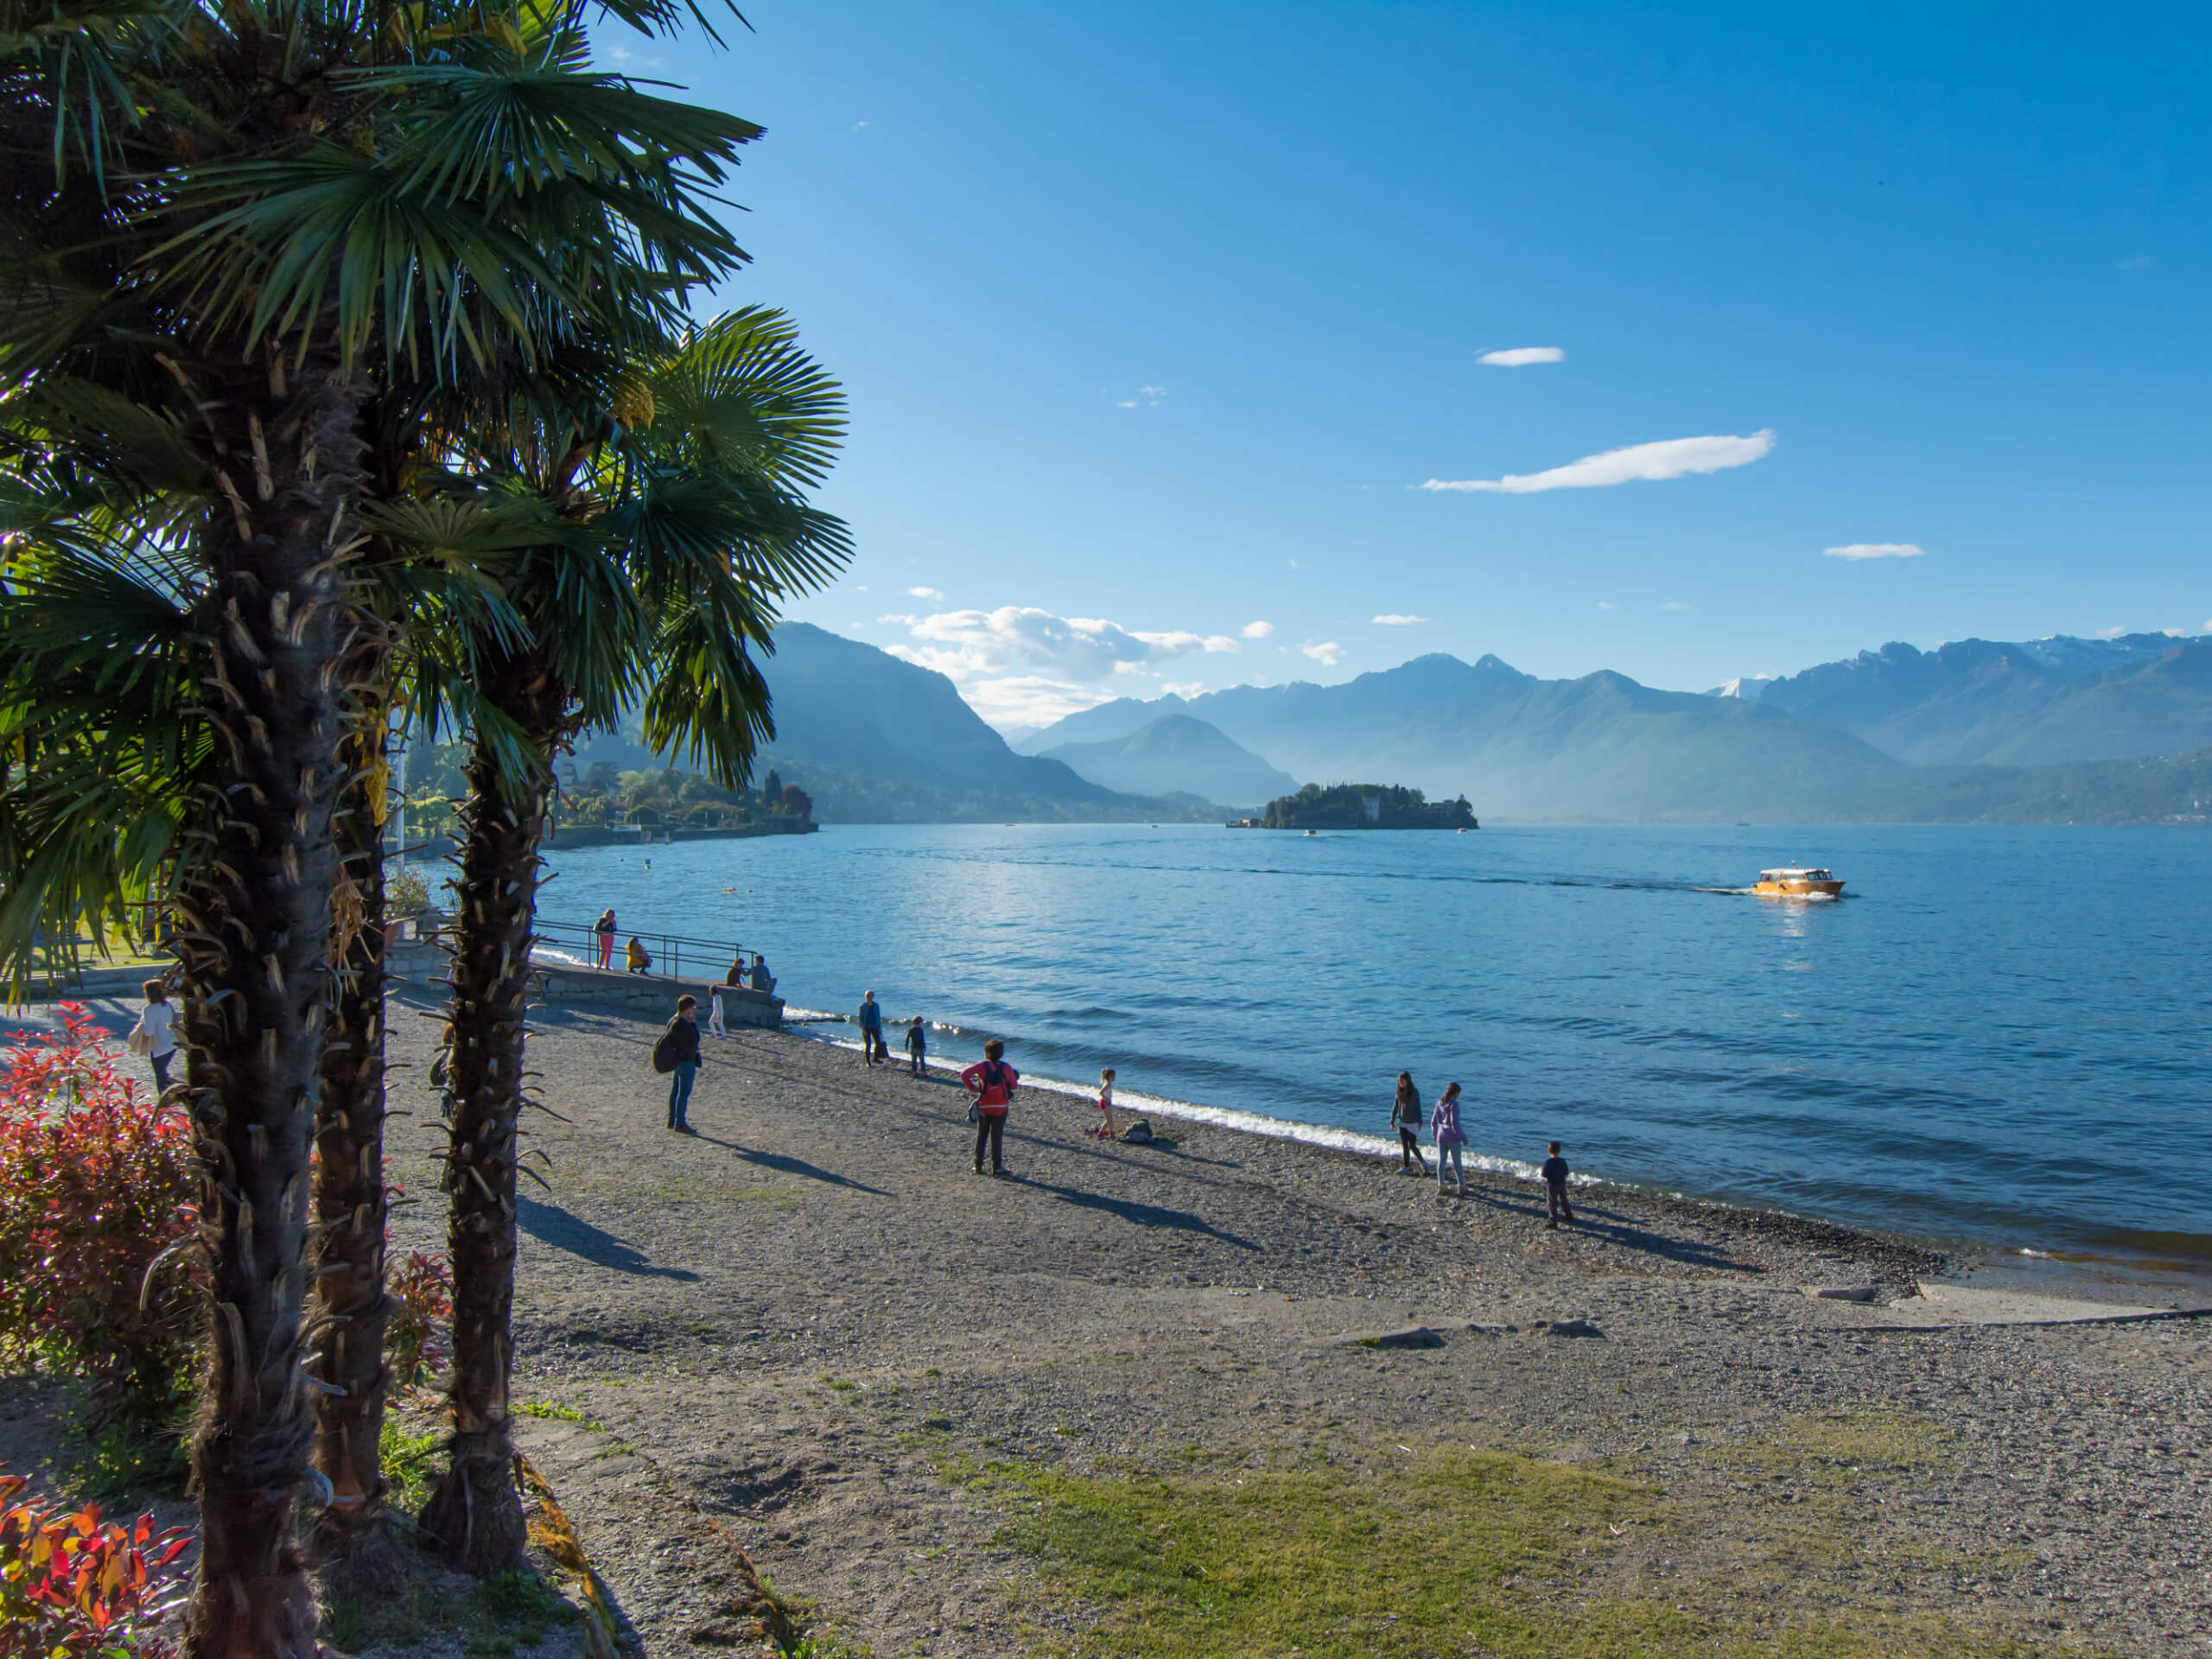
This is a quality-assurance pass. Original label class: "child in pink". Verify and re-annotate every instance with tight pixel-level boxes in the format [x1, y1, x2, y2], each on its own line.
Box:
[1093, 1068, 1118, 1139]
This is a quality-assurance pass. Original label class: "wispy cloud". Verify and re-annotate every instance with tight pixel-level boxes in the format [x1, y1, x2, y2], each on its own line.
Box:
[1239, 620, 1274, 639]
[2094, 626, 2127, 639]
[875, 613, 920, 627]
[907, 585, 944, 600]
[1660, 601, 1691, 613]
[2118, 254, 2152, 270]
[1420, 429, 1775, 494]
[1301, 640, 1346, 666]
[1116, 385, 1168, 409]
[1822, 543, 1926, 561]
[1595, 601, 1617, 611]
[1478, 346, 1564, 367]
[1371, 613, 1429, 626]
[1160, 680, 1205, 698]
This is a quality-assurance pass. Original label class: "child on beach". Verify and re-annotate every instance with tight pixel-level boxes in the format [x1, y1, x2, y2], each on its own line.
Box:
[1390, 1072, 1427, 1177]
[708, 983, 728, 1039]
[1540, 1141, 1575, 1230]
[1430, 1082, 1466, 1197]
[905, 1017, 929, 1077]
[1093, 1068, 1119, 1139]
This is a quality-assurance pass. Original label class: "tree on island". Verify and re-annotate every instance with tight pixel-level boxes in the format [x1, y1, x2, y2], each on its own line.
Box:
[1261, 783, 1478, 830]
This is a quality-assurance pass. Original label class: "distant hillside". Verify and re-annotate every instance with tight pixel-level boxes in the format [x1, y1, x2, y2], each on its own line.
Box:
[568, 623, 1230, 822]
[1039, 715, 1298, 808]
[1724, 633, 2212, 766]
[1847, 745, 2212, 825]
[1025, 654, 1905, 822]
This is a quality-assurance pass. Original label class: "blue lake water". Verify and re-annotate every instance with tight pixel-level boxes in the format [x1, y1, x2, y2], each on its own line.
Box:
[534, 823, 2212, 1283]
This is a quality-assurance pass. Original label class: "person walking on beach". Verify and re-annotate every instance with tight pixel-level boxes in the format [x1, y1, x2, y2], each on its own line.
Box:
[1431, 1082, 1466, 1198]
[1092, 1066, 1119, 1139]
[654, 995, 703, 1133]
[905, 1016, 929, 1077]
[855, 990, 884, 1065]
[963, 1039, 1019, 1175]
[707, 982, 728, 1039]
[1541, 1141, 1575, 1229]
[1390, 1071, 1427, 1177]
[594, 908, 617, 970]
[128, 979, 177, 1094]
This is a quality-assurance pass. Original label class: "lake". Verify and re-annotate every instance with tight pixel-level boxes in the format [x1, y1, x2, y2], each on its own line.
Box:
[533, 823, 2212, 1288]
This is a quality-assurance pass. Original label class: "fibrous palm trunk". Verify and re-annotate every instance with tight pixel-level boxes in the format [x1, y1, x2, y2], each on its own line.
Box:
[174, 343, 363, 1659]
[420, 644, 566, 1575]
[308, 669, 396, 1567]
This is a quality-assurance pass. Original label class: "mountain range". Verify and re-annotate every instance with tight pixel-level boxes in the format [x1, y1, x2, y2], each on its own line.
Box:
[570, 623, 2212, 824]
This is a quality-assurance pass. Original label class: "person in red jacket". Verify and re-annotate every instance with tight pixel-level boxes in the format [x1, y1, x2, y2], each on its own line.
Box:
[961, 1039, 1020, 1177]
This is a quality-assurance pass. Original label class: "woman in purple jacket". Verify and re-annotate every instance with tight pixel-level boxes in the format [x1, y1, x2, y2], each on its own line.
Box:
[1430, 1082, 1466, 1198]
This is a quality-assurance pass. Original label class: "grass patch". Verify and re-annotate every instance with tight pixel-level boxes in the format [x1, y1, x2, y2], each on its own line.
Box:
[982, 1440, 2079, 1659]
[380, 1414, 442, 1516]
[515, 1400, 604, 1432]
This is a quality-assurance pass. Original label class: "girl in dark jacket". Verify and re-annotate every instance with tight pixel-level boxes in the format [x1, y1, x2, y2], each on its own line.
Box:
[1390, 1071, 1427, 1176]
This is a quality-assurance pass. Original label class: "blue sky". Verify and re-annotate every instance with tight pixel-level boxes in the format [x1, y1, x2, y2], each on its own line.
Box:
[643, 3, 2211, 730]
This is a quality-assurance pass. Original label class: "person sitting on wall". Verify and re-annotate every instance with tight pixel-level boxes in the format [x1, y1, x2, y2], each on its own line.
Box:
[749, 953, 775, 994]
[626, 936, 652, 975]
[724, 957, 747, 987]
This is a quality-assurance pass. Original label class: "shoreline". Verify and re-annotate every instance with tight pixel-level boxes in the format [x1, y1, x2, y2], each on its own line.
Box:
[788, 1017, 2212, 1307]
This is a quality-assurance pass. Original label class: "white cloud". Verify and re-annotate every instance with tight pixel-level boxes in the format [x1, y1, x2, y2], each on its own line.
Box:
[2094, 626, 2127, 639]
[875, 613, 920, 626]
[1239, 620, 1274, 639]
[2118, 254, 2152, 270]
[907, 585, 944, 600]
[880, 606, 1253, 725]
[853, 119, 871, 130]
[1371, 613, 1429, 626]
[1478, 346, 1565, 367]
[1115, 400, 1137, 408]
[1160, 680, 1205, 698]
[1301, 640, 1346, 666]
[1116, 385, 1168, 409]
[1595, 601, 1617, 611]
[1823, 542, 1926, 561]
[1660, 601, 1691, 613]
[1420, 429, 1776, 494]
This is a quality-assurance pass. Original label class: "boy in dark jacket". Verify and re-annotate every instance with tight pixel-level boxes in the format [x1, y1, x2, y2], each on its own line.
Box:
[1540, 1141, 1574, 1229]
[661, 996, 702, 1132]
[905, 1017, 929, 1077]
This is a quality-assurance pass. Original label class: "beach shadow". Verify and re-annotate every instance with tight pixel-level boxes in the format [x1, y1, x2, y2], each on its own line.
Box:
[1017, 1176, 1262, 1251]
[694, 1136, 891, 1196]
[517, 1195, 701, 1281]
[1483, 1194, 1758, 1274]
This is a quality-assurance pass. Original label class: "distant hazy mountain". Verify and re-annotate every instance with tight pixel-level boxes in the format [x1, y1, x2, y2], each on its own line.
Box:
[1716, 633, 2212, 766]
[1024, 653, 1904, 821]
[571, 622, 1135, 816]
[1039, 715, 1299, 809]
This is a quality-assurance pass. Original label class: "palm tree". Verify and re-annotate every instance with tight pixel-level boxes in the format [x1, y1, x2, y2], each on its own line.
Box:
[416, 310, 849, 1571]
[3, 0, 760, 1645]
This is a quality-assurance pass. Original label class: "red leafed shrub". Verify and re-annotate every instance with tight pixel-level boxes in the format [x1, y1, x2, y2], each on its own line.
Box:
[779, 785, 812, 820]
[0, 1465, 191, 1656]
[385, 1249, 453, 1387]
[0, 1006, 195, 1426]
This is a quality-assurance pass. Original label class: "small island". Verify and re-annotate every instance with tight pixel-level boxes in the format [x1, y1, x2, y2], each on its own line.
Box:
[1259, 782, 1478, 830]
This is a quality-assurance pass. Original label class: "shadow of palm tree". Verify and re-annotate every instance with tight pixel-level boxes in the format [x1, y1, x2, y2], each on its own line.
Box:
[517, 1194, 702, 1280]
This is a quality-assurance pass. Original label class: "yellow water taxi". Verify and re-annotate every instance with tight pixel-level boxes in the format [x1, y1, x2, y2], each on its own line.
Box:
[1755, 865, 1845, 899]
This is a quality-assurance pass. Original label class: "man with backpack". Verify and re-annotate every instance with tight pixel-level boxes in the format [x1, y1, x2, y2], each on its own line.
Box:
[961, 1039, 1020, 1177]
[653, 995, 703, 1133]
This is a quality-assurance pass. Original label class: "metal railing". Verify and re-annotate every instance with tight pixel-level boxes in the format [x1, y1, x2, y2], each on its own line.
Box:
[526, 917, 760, 987]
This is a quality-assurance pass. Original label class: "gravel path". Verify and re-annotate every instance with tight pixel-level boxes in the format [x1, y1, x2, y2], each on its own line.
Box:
[22, 992, 2211, 1656]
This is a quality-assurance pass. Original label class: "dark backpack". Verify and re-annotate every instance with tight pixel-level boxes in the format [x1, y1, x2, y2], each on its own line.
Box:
[652, 1023, 682, 1074]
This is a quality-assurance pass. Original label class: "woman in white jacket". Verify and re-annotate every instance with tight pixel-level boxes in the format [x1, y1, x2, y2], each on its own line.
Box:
[131, 979, 177, 1094]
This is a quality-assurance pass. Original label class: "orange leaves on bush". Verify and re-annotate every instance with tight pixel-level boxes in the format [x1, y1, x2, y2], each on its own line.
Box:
[386, 1249, 453, 1386]
[0, 1465, 190, 1655]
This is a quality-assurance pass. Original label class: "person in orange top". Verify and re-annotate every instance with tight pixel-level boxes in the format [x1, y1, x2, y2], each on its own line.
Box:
[961, 1039, 1020, 1177]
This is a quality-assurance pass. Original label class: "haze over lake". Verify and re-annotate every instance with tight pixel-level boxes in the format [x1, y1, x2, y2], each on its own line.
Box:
[540, 823, 2212, 1286]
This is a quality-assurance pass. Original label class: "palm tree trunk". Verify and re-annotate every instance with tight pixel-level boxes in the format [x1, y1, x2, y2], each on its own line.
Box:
[174, 344, 363, 1659]
[421, 645, 565, 1575]
[308, 683, 397, 1567]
